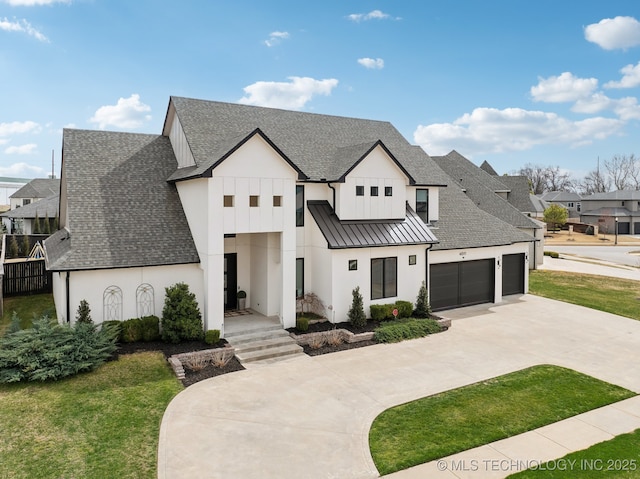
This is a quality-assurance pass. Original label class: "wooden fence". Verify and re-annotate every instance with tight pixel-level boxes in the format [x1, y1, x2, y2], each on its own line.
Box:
[2, 259, 52, 297]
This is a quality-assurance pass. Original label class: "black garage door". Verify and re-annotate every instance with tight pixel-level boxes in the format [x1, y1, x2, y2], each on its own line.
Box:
[635, 222, 640, 235]
[618, 222, 630, 235]
[430, 259, 495, 311]
[502, 253, 525, 296]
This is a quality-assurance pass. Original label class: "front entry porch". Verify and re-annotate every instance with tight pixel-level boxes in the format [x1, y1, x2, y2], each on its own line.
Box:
[224, 309, 281, 336]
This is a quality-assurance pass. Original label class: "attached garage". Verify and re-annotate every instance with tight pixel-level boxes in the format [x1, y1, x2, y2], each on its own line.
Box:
[635, 222, 640, 235]
[617, 222, 630, 235]
[502, 253, 525, 296]
[430, 259, 495, 311]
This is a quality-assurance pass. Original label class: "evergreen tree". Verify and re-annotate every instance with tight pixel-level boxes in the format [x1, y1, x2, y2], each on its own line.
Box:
[21, 235, 30, 257]
[161, 283, 203, 343]
[347, 286, 367, 328]
[53, 214, 59, 231]
[43, 213, 51, 235]
[414, 281, 432, 318]
[9, 235, 19, 258]
[75, 299, 93, 324]
[33, 212, 40, 234]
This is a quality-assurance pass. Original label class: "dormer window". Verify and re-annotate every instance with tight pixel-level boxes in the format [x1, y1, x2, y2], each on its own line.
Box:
[356, 185, 364, 196]
[370, 186, 378, 196]
[385, 186, 393, 196]
[416, 189, 428, 223]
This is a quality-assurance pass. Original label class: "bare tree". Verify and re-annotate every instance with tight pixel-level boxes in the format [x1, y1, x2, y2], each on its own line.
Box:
[624, 154, 640, 189]
[604, 155, 633, 191]
[517, 164, 549, 195]
[578, 168, 611, 195]
[545, 165, 574, 192]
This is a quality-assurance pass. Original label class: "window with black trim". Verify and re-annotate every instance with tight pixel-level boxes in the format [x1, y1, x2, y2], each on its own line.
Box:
[273, 195, 282, 207]
[409, 255, 416, 265]
[385, 186, 393, 196]
[371, 257, 397, 300]
[224, 195, 234, 207]
[370, 186, 378, 196]
[416, 189, 428, 222]
[349, 259, 358, 271]
[296, 185, 304, 226]
[296, 258, 304, 297]
[356, 185, 364, 196]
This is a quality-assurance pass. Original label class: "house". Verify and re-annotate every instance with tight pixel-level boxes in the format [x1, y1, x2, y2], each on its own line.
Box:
[432, 153, 544, 268]
[0, 176, 30, 211]
[579, 190, 640, 235]
[9, 178, 60, 211]
[44, 97, 534, 334]
[539, 191, 582, 218]
[1, 194, 59, 234]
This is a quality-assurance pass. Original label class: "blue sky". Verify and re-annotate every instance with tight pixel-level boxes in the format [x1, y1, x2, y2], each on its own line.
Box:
[2, 0, 640, 181]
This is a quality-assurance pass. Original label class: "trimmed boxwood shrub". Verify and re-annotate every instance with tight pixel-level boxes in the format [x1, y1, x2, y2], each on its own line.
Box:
[371, 301, 413, 321]
[296, 316, 309, 332]
[140, 315, 160, 342]
[395, 300, 413, 318]
[374, 318, 442, 343]
[205, 329, 220, 345]
[121, 318, 143, 343]
[544, 251, 559, 258]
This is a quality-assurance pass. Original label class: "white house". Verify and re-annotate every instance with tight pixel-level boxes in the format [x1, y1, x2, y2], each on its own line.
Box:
[44, 97, 533, 335]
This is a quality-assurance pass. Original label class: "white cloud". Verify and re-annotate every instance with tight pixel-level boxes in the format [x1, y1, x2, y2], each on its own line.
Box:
[531, 72, 598, 103]
[0, 17, 48, 42]
[0, 162, 46, 177]
[357, 57, 384, 69]
[2, 0, 70, 5]
[584, 16, 640, 50]
[571, 92, 612, 114]
[347, 10, 398, 22]
[413, 107, 623, 156]
[5, 143, 37, 155]
[264, 31, 289, 47]
[0, 120, 40, 136]
[239, 76, 339, 109]
[89, 94, 152, 130]
[604, 61, 640, 89]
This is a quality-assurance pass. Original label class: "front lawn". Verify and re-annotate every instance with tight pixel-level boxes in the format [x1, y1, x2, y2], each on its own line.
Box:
[1, 293, 56, 333]
[508, 428, 640, 478]
[529, 270, 640, 321]
[0, 352, 183, 479]
[369, 365, 635, 475]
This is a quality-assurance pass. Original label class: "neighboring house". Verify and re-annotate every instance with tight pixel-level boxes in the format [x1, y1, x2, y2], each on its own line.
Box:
[9, 178, 60, 211]
[580, 190, 640, 235]
[44, 97, 534, 334]
[539, 191, 582, 218]
[0, 177, 29, 210]
[1, 194, 59, 234]
[432, 152, 544, 268]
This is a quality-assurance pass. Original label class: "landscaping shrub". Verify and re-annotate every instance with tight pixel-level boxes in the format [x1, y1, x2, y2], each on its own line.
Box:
[296, 316, 309, 332]
[100, 320, 122, 341]
[121, 318, 143, 343]
[374, 318, 442, 343]
[205, 329, 220, 345]
[0, 316, 117, 382]
[75, 299, 92, 324]
[140, 315, 160, 342]
[395, 300, 413, 318]
[161, 282, 204, 343]
[347, 286, 367, 328]
[413, 281, 432, 318]
[544, 250, 559, 258]
[370, 304, 394, 321]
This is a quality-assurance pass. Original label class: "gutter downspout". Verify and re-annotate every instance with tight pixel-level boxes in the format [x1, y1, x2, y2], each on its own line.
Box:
[66, 271, 70, 323]
[327, 182, 336, 210]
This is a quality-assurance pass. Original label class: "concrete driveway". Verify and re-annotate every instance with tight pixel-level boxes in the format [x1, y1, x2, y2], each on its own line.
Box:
[158, 295, 640, 479]
[546, 245, 640, 268]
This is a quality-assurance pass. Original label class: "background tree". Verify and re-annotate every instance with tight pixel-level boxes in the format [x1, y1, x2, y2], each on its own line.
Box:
[9, 236, 19, 258]
[33, 212, 40, 234]
[604, 155, 633, 191]
[21, 235, 30, 257]
[43, 213, 51, 235]
[543, 204, 569, 233]
[516, 164, 574, 194]
[578, 168, 611, 195]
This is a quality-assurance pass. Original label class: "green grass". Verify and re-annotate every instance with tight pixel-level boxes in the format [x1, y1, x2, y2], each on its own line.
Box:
[529, 270, 640, 321]
[0, 352, 183, 479]
[1, 293, 57, 334]
[369, 365, 635, 475]
[508, 428, 640, 478]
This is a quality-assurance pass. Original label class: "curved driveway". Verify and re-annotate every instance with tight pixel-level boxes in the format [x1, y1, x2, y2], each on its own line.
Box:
[158, 295, 640, 479]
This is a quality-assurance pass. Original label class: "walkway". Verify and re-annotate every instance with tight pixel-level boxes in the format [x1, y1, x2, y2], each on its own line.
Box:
[158, 295, 640, 479]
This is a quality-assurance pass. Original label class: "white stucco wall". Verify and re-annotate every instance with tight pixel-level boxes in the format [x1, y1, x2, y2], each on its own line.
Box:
[52, 263, 204, 326]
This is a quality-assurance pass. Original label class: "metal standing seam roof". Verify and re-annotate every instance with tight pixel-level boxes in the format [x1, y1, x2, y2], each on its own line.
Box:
[307, 200, 438, 249]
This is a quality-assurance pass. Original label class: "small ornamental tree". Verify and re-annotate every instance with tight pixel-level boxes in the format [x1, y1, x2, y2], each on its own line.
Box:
[53, 214, 59, 231]
[33, 212, 41, 234]
[21, 235, 30, 257]
[414, 281, 432, 318]
[9, 235, 19, 258]
[43, 213, 51, 235]
[75, 299, 93, 324]
[347, 286, 367, 329]
[161, 282, 203, 343]
[543, 204, 568, 234]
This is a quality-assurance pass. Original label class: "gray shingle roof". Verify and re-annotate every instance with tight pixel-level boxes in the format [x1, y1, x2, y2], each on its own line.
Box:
[479, 160, 499, 176]
[10, 178, 60, 199]
[540, 191, 582, 202]
[499, 176, 545, 213]
[1, 194, 58, 219]
[44, 129, 199, 271]
[308, 200, 438, 249]
[581, 190, 640, 201]
[166, 97, 451, 186]
[432, 152, 541, 230]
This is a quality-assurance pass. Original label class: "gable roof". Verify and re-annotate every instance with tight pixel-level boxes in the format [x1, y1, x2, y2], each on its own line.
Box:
[498, 175, 546, 213]
[165, 97, 450, 186]
[1, 194, 58, 219]
[308, 200, 438, 249]
[44, 129, 199, 271]
[10, 178, 60, 199]
[479, 160, 499, 176]
[540, 191, 582, 202]
[432, 151, 541, 230]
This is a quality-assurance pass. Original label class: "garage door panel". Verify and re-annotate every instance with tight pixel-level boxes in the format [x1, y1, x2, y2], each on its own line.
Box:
[430, 259, 494, 311]
[502, 253, 525, 296]
[460, 260, 494, 305]
[618, 222, 630, 235]
[430, 263, 459, 311]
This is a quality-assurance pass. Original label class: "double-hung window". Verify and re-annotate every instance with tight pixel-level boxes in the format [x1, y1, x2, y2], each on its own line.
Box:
[371, 257, 397, 300]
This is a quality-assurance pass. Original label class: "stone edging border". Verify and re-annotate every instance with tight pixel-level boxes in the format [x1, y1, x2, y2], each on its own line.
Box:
[168, 345, 236, 380]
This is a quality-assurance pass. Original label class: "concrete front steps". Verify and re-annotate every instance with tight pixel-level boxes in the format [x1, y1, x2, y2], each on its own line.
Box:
[225, 324, 305, 366]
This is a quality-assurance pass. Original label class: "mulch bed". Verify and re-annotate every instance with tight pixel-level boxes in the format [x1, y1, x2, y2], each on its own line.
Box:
[285, 319, 382, 335]
[303, 339, 377, 356]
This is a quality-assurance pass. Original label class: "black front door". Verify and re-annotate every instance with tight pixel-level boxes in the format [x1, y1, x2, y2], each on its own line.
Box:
[224, 253, 237, 310]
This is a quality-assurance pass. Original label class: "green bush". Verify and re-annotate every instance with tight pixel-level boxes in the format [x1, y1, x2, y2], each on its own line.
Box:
[296, 316, 309, 332]
[0, 316, 117, 382]
[370, 304, 393, 321]
[75, 299, 92, 324]
[374, 318, 442, 343]
[140, 315, 160, 342]
[204, 329, 220, 345]
[161, 283, 204, 343]
[413, 281, 432, 318]
[544, 251, 559, 258]
[121, 318, 143, 343]
[348, 286, 367, 328]
[395, 300, 413, 318]
[101, 320, 122, 341]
